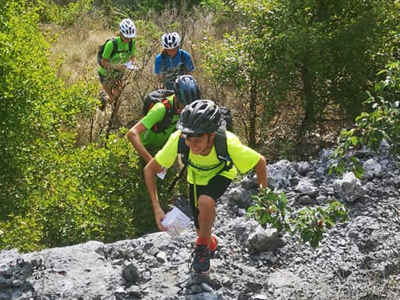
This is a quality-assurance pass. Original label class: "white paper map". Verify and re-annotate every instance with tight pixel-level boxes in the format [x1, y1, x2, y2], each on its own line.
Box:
[125, 61, 138, 70]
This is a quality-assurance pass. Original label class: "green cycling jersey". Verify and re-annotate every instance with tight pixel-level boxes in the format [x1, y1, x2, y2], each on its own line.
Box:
[140, 95, 179, 154]
[98, 36, 136, 77]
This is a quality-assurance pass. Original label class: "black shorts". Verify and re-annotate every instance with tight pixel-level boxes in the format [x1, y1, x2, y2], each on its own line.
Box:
[189, 175, 232, 229]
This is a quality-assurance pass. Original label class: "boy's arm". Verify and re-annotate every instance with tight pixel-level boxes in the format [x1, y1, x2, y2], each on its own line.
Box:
[144, 158, 168, 231]
[101, 57, 126, 70]
[154, 56, 163, 89]
[156, 74, 163, 89]
[129, 55, 137, 66]
[254, 155, 268, 188]
[127, 122, 153, 163]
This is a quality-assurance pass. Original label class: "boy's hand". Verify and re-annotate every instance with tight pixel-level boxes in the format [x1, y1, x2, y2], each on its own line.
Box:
[154, 207, 167, 231]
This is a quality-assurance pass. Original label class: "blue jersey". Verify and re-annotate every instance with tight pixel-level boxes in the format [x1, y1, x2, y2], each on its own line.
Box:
[154, 49, 195, 89]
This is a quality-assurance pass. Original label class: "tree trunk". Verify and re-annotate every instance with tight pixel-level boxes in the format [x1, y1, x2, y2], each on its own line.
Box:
[299, 66, 315, 140]
[248, 81, 257, 148]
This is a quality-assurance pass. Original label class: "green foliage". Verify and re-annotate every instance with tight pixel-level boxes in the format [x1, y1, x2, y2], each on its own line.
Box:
[202, 1, 272, 147]
[0, 0, 167, 252]
[291, 201, 348, 248]
[200, 0, 227, 11]
[0, 130, 169, 251]
[265, 0, 398, 130]
[33, 0, 95, 27]
[329, 63, 400, 178]
[247, 188, 291, 233]
[204, 0, 400, 143]
[247, 189, 348, 248]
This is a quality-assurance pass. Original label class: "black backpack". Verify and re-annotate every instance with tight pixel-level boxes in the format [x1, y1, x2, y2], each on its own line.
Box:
[141, 89, 175, 133]
[97, 38, 133, 66]
[219, 106, 233, 132]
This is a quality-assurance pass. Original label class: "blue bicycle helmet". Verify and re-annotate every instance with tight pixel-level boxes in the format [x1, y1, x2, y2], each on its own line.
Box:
[174, 75, 201, 106]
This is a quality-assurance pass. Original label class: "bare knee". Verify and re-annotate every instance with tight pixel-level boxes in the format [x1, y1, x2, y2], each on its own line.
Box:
[197, 196, 215, 211]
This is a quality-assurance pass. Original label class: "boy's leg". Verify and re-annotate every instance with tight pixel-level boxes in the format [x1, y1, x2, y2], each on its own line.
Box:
[100, 78, 114, 102]
[197, 195, 216, 244]
[112, 80, 124, 102]
[189, 176, 232, 273]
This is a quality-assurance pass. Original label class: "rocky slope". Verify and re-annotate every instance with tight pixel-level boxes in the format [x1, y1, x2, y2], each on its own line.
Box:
[1, 145, 400, 300]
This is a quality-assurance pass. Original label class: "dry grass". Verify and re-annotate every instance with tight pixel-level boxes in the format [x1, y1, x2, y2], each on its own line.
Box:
[48, 4, 346, 159]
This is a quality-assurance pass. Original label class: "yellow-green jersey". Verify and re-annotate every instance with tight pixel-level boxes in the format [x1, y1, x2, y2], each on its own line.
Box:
[140, 95, 179, 154]
[155, 130, 261, 185]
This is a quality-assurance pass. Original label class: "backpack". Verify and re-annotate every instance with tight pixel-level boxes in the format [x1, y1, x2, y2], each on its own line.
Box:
[97, 38, 133, 66]
[141, 89, 175, 133]
[219, 106, 233, 132]
[161, 50, 186, 74]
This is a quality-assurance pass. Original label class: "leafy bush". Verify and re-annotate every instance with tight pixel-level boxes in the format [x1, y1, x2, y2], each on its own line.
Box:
[292, 201, 348, 248]
[203, 0, 399, 150]
[329, 63, 400, 178]
[33, 0, 95, 27]
[247, 188, 291, 233]
[0, 129, 173, 251]
[0, 0, 170, 252]
[248, 188, 347, 248]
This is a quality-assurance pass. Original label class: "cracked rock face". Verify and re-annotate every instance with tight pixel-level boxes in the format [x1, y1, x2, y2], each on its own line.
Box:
[1, 146, 400, 300]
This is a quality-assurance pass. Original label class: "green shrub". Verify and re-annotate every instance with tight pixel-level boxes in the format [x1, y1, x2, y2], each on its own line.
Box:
[247, 188, 291, 233]
[292, 201, 348, 248]
[248, 188, 348, 248]
[0, 0, 164, 252]
[329, 63, 400, 178]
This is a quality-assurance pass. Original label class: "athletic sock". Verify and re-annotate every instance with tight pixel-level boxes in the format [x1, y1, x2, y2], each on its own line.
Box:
[209, 235, 217, 252]
[196, 237, 209, 246]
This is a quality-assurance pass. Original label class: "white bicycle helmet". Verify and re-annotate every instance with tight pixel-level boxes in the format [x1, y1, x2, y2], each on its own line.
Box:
[161, 32, 180, 49]
[119, 19, 136, 38]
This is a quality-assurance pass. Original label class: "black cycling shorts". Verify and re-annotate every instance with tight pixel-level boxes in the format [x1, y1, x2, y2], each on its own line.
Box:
[189, 175, 232, 229]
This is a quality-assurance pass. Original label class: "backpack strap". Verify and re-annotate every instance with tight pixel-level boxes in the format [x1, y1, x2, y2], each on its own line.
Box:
[214, 128, 234, 173]
[178, 136, 218, 171]
[180, 50, 185, 74]
[151, 98, 173, 132]
[161, 52, 166, 73]
[113, 38, 133, 56]
[178, 135, 190, 165]
[167, 136, 188, 193]
[168, 130, 233, 193]
[161, 49, 186, 74]
[109, 38, 118, 59]
[178, 129, 233, 172]
[128, 40, 133, 53]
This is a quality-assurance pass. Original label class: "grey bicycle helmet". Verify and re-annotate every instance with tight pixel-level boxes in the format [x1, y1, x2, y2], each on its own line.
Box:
[174, 75, 201, 106]
[119, 19, 136, 38]
[177, 100, 221, 134]
[161, 32, 180, 49]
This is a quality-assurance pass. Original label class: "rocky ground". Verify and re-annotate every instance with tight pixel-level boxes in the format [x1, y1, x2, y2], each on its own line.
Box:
[1, 144, 400, 300]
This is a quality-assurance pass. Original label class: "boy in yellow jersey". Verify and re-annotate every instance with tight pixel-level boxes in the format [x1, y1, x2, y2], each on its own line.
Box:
[144, 100, 268, 274]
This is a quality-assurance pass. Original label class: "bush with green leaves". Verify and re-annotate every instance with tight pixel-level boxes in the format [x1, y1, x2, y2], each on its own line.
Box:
[247, 188, 348, 248]
[203, 0, 399, 149]
[247, 188, 291, 233]
[291, 201, 348, 248]
[0, 0, 175, 252]
[329, 63, 400, 178]
[0, 129, 175, 251]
